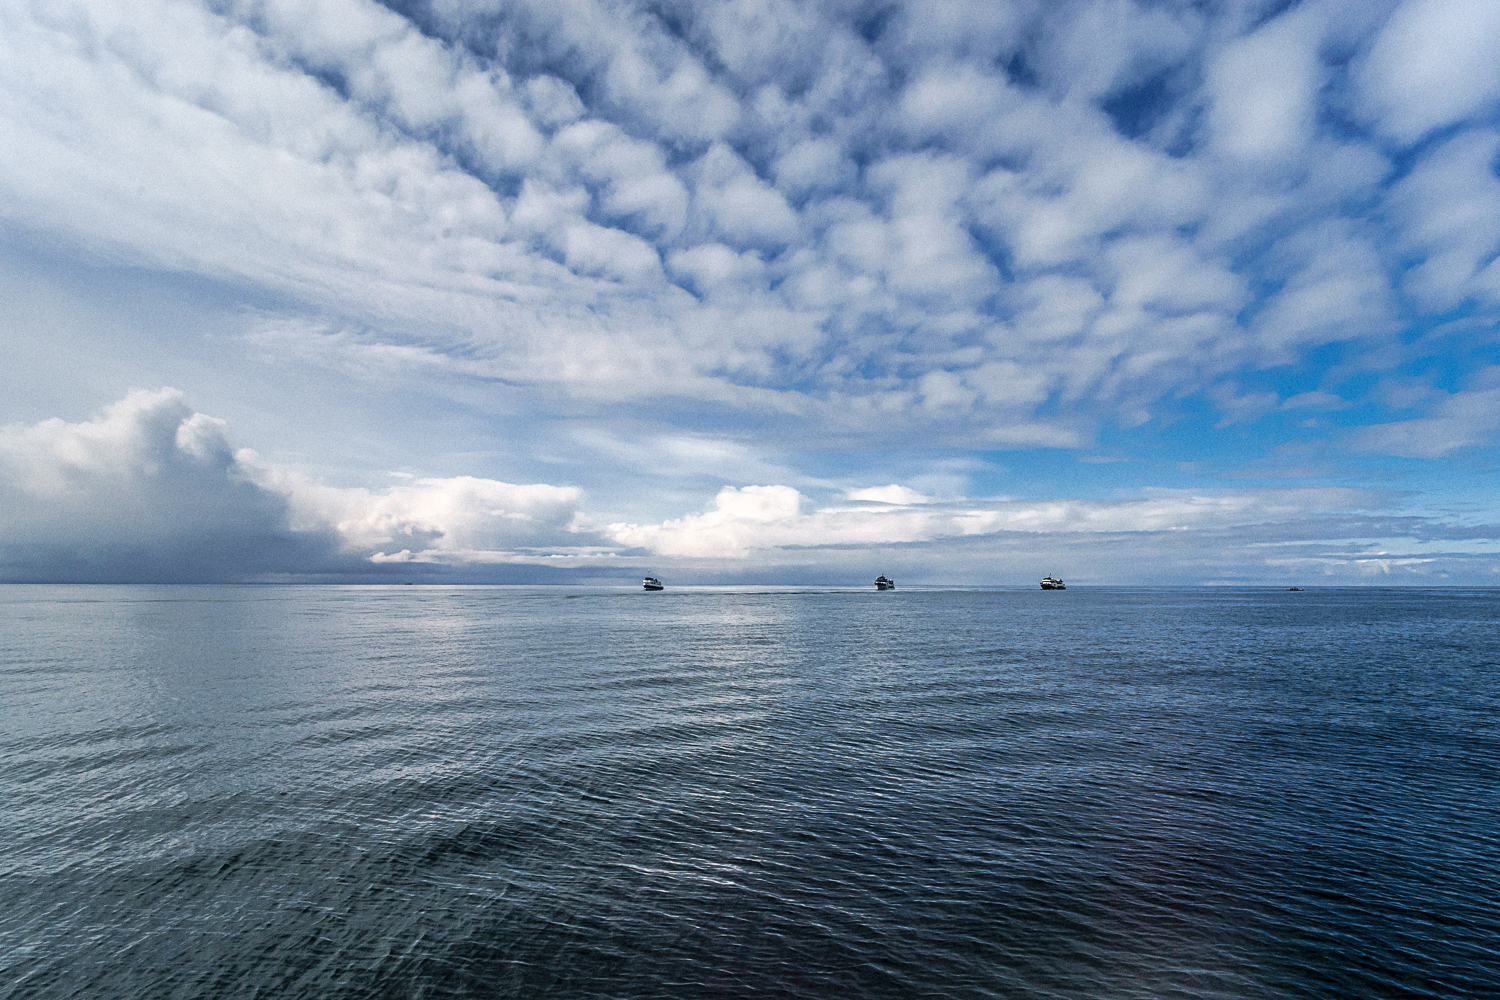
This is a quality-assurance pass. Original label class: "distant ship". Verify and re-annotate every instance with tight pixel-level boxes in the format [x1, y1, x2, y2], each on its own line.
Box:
[1040, 575, 1065, 590]
[1287, 587, 1304, 591]
[874, 575, 895, 590]
[643, 577, 664, 591]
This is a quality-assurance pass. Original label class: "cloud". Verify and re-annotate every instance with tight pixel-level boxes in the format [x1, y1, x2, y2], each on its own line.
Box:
[1206, 12, 1323, 168]
[1385, 129, 1500, 310]
[609, 485, 803, 558]
[0, 390, 602, 581]
[1351, 366, 1500, 456]
[2, 390, 1498, 584]
[1249, 220, 1399, 360]
[3, 0, 1472, 443]
[606, 481, 1397, 564]
[1212, 384, 1281, 427]
[847, 485, 933, 505]
[599, 479, 1500, 584]
[1357, 0, 1500, 143]
[1282, 391, 1354, 411]
[0, 389, 339, 581]
[1, 0, 1499, 549]
[267, 473, 595, 562]
[690, 143, 800, 250]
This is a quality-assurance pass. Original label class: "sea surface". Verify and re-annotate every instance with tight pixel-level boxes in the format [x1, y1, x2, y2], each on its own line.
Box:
[1, 585, 1497, 999]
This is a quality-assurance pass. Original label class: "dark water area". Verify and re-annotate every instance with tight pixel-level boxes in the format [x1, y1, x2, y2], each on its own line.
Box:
[2, 585, 1497, 999]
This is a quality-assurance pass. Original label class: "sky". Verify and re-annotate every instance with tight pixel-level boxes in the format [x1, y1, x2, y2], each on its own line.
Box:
[2, 0, 1499, 585]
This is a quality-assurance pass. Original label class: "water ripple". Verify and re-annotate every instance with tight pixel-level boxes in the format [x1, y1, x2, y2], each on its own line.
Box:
[1, 585, 1497, 998]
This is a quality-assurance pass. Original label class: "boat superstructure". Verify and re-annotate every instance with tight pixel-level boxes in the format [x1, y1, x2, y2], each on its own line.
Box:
[874, 575, 895, 590]
[1040, 575, 1065, 590]
[643, 577, 664, 591]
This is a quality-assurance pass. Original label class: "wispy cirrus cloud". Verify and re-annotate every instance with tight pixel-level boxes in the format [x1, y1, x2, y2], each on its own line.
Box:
[1351, 367, 1500, 457]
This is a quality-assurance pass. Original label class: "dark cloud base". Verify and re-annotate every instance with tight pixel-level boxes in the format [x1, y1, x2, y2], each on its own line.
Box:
[0, 531, 344, 584]
[0, 543, 641, 585]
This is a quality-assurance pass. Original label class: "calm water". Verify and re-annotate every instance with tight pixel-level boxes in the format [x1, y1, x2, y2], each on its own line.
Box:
[1, 585, 1497, 999]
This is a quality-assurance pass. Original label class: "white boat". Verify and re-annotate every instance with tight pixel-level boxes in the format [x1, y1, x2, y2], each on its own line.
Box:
[874, 575, 895, 590]
[1040, 575, 1065, 590]
[643, 577, 664, 591]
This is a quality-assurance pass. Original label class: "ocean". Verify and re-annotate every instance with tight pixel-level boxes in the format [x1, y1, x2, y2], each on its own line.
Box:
[1, 584, 1497, 999]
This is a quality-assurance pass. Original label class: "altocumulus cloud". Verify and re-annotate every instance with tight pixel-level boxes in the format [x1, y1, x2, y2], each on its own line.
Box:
[3, 1, 1500, 583]
[4, 0, 1500, 445]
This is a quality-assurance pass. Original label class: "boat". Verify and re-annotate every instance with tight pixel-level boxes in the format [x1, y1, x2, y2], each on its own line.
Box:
[874, 575, 895, 590]
[1040, 575, 1065, 590]
[1287, 587, 1304, 591]
[643, 577, 664, 591]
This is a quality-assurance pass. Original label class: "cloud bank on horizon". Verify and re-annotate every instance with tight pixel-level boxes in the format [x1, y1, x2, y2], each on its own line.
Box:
[2, 0, 1499, 583]
[1, 388, 1495, 583]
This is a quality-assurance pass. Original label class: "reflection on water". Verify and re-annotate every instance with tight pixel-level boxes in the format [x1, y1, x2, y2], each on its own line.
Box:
[2, 585, 1497, 998]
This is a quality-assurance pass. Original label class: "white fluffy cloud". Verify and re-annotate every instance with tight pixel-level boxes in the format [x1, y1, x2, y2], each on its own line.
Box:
[1, 391, 1496, 583]
[0, 390, 601, 579]
[0, 389, 330, 580]
[847, 485, 933, 505]
[1357, 0, 1500, 143]
[260, 471, 598, 564]
[607, 482, 1387, 560]
[4, 0, 1495, 448]
[602, 480, 1500, 583]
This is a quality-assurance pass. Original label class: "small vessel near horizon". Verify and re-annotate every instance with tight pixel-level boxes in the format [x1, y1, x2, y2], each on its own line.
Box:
[874, 575, 895, 590]
[1040, 575, 1065, 590]
[643, 577, 664, 591]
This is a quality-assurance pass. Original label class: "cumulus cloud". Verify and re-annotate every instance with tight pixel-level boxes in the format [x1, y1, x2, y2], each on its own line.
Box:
[605, 480, 1500, 583]
[0, 390, 602, 581]
[256, 471, 598, 565]
[0, 389, 338, 581]
[2, 391, 1497, 584]
[847, 485, 933, 505]
[608, 482, 1384, 560]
